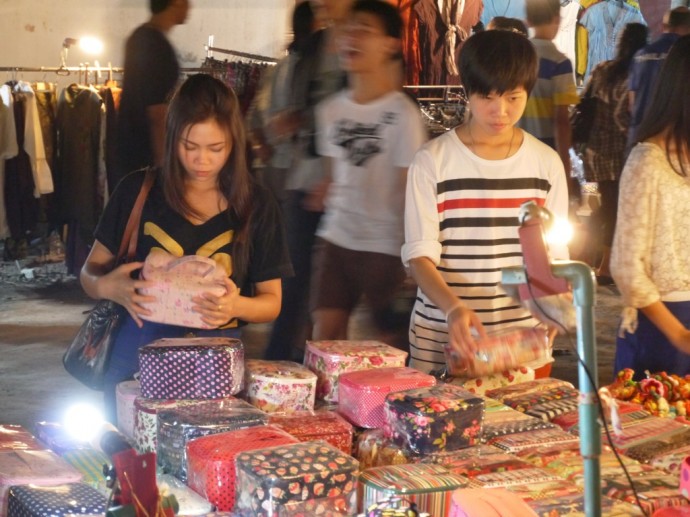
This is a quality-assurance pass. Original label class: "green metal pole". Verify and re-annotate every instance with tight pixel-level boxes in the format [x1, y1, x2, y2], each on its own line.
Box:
[502, 261, 601, 517]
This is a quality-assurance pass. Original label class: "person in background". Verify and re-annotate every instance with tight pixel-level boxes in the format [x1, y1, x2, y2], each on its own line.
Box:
[611, 35, 690, 380]
[262, 0, 352, 361]
[309, 0, 427, 342]
[115, 0, 189, 183]
[246, 1, 318, 204]
[627, 7, 690, 148]
[487, 16, 529, 37]
[520, 0, 580, 203]
[403, 30, 569, 375]
[578, 23, 648, 285]
[82, 75, 292, 423]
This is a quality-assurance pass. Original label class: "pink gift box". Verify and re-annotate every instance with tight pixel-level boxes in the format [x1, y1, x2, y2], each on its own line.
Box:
[140, 250, 228, 330]
[338, 367, 436, 428]
[0, 449, 83, 489]
[0, 425, 43, 452]
[116, 379, 141, 439]
[243, 360, 317, 413]
[138, 337, 244, 399]
[303, 340, 407, 403]
[186, 425, 299, 511]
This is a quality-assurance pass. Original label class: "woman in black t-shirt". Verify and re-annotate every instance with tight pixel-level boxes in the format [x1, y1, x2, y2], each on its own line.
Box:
[81, 74, 293, 422]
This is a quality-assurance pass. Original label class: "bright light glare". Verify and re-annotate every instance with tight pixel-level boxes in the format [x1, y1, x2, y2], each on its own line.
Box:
[79, 37, 104, 55]
[63, 403, 105, 443]
[545, 217, 573, 246]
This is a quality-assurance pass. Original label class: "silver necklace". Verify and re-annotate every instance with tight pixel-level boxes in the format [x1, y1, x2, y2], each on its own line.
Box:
[468, 123, 516, 159]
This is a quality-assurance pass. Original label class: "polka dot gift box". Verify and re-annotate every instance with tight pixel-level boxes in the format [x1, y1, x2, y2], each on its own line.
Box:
[186, 425, 299, 511]
[139, 337, 244, 399]
[383, 384, 485, 456]
[7, 483, 106, 517]
[156, 398, 268, 482]
[303, 340, 407, 403]
[234, 441, 358, 517]
[243, 360, 317, 414]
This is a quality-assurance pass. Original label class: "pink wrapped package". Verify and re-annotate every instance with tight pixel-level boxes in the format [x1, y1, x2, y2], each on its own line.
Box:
[449, 488, 539, 517]
[138, 338, 244, 399]
[337, 367, 436, 428]
[447, 366, 535, 396]
[445, 327, 551, 377]
[243, 360, 317, 413]
[304, 340, 408, 402]
[116, 379, 141, 439]
[186, 425, 299, 511]
[139, 250, 228, 329]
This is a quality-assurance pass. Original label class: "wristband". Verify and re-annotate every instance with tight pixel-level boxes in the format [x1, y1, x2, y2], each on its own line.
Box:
[445, 301, 464, 322]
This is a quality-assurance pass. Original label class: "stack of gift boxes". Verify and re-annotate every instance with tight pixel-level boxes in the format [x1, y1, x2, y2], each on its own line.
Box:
[4, 335, 690, 516]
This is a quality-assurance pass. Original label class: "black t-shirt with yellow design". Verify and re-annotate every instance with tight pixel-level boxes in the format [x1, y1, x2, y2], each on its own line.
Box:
[95, 169, 293, 327]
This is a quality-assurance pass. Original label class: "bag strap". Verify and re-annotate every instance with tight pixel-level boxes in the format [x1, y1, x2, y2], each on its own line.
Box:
[115, 168, 156, 263]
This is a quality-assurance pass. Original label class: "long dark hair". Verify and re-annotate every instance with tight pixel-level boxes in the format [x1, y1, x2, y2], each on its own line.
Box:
[163, 73, 254, 279]
[604, 23, 647, 84]
[636, 35, 690, 178]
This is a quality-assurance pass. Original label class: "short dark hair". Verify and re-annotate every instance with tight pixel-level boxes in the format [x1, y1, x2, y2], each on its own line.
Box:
[351, 0, 402, 39]
[488, 16, 528, 37]
[666, 6, 690, 30]
[525, 0, 561, 26]
[150, 0, 173, 15]
[459, 30, 538, 96]
[636, 35, 690, 177]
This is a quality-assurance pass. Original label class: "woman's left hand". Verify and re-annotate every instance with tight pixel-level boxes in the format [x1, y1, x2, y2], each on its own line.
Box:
[193, 277, 240, 328]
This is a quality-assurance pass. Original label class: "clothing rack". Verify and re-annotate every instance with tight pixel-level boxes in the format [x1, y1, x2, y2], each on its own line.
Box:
[403, 84, 467, 103]
[1, 65, 209, 84]
[205, 35, 279, 64]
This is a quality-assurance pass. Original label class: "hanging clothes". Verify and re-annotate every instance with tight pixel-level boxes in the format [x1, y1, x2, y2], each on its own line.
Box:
[201, 57, 271, 115]
[0, 84, 18, 240]
[577, 0, 645, 81]
[480, 0, 526, 26]
[554, 1, 581, 72]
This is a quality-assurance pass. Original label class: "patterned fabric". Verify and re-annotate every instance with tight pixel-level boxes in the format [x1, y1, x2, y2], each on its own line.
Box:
[580, 61, 631, 183]
[489, 428, 579, 453]
[519, 39, 579, 149]
[402, 131, 569, 373]
[610, 143, 690, 311]
[138, 338, 245, 399]
[7, 483, 106, 517]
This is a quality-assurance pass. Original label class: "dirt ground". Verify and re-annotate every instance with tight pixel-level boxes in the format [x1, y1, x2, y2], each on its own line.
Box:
[0, 253, 623, 431]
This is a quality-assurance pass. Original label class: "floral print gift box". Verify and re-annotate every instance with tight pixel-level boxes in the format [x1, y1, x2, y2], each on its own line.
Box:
[384, 384, 484, 456]
[303, 340, 407, 403]
[243, 360, 317, 413]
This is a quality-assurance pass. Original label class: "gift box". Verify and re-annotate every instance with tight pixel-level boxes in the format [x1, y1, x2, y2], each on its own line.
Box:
[186, 425, 299, 511]
[444, 326, 550, 377]
[60, 448, 109, 495]
[489, 428, 579, 453]
[485, 378, 575, 401]
[116, 379, 141, 439]
[132, 397, 212, 453]
[354, 429, 414, 471]
[469, 467, 561, 488]
[449, 488, 540, 517]
[384, 384, 484, 455]
[157, 473, 215, 516]
[423, 451, 533, 478]
[481, 407, 559, 441]
[234, 441, 358, 517]
[447, 366, 535, 396]
[139, 337, 244, 399]
[268, 410, 354, 454]
[243, 360, 317, 414]
[303, 340, 407, 402]
[500, 479, 584, 502]
[359, 464, 469, 517]
[524, 397, 580, 422]
[0, 425, 43, 452]
[608, 417, 688, 450]
[33, 422, 88, 455]
[337, 367, 436, 428]
[7, 483, 106, 517]
[602, 473, 689, 514]
[140, 250, 228, 329]
[156, 398, 268, 481]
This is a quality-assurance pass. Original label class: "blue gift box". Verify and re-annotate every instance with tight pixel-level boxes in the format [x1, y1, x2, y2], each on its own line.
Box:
[7, 483, 107, 517]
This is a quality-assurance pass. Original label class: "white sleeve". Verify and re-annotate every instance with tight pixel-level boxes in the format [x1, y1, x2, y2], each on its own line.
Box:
[394, 99, 428, 167]
[610, 147, 660, 308]
[401, 148, 442, 267]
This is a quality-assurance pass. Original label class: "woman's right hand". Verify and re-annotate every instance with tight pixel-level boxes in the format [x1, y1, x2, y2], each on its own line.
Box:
[445, 304, 487, 360]
[98, 261, 156, 328]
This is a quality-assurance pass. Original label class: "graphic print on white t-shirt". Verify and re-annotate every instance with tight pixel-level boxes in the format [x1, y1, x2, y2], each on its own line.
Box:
[330, 111, 398, 167]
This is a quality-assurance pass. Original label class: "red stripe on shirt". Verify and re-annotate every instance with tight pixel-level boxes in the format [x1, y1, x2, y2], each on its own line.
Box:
[437, 197, 546, 212]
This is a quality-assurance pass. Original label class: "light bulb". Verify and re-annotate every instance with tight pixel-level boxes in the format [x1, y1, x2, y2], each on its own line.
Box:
[545, 217, 574, 246]
[78, 36, 104, 55]
[63, 403, 105, 443]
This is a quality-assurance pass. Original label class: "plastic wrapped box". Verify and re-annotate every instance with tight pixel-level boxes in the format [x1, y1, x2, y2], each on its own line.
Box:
[7, 483, 106, 517]
[268, 410, 354, 454]
[337, 367, 436, 428]
[384, 384, 484, 455]
[186, 425, 299, 511]
[243, 360, 317, 413]
[447, 366, 535, 396]
[139, 337, 244, 399]
[354, 429, 414, 471]
[156, 398, 268, 481]
[359, 463, 468, 517]
[303, 340, 407, 402]
[234, 441, 358, 517]
[115, 379, 141, 439]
